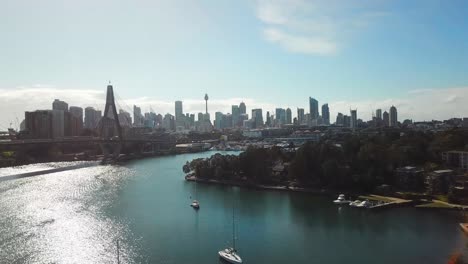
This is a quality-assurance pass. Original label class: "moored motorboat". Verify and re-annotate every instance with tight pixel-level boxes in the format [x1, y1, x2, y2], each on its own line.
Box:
[333, 194, 350, 205]
[191, 200, 200, 209]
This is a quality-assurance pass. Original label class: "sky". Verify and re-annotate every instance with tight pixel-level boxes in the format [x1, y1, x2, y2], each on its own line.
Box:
[1, 0, 468, 129]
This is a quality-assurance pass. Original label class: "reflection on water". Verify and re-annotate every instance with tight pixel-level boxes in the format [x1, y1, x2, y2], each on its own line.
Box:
[0, 152, 466, 264]
[0, 163, 140, 263]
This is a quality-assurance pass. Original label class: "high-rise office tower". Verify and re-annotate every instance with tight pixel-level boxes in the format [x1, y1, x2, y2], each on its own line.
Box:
[297, 108, 305, 124]
[389, 105, 398, 127]
[175, 101, 183, 119]
[321, 104, 330, 125]
[275, 108, 286, 125]
[383, 111, 389, 127]
[69, 106, 83, 136]
[252, 108, 263, 128]
[309, 97, 319, 121]
[266, 111, 271, 126]
[198, 112, 204, 122]
[376, 109, 382, 120]
[336, 112, 344, 126]
[52, 99, 68, 112]
[84, 107, 97, 129]
[239, 102, 246, 115]
[286, 108, 292, 124]
[350, 109, 357, 130]
[133, 105, 142, 127]
[232, 105, 240, 127]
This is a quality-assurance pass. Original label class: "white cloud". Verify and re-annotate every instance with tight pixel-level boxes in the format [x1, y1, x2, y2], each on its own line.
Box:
[329, 87, 468, 122]
[1, 85, 467, 130]
[263, 28, 336, 55]
[254, 0, 387, 55]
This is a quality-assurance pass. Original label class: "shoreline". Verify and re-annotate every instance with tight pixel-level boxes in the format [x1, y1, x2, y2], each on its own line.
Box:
[185, 175, 468, 211]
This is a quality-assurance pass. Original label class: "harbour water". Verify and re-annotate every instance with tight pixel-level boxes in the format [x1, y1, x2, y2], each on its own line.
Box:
[0, 151, 466, 263]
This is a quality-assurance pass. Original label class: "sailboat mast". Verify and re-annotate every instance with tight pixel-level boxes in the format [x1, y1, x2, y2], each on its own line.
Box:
[232, 202, 236, 250]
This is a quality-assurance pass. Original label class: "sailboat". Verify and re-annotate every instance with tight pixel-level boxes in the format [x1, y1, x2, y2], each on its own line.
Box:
[218, 206, 242, 263]
[190, 183, 200, 209]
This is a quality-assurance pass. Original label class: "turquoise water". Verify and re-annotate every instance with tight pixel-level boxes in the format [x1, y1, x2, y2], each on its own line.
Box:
[0, 151, 466, 263]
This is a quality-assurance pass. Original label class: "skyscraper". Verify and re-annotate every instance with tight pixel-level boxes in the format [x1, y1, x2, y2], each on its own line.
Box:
[232, 105, 240, 127]
[84, 107, 98, 129]
[297, 108, 304, 124]
[266, 111, 271, 126]
[350, 109, 357, 130]
[52, 99, 68, 112]
[286, 108, 292, 124]
[383, 111, 389, 127]
[239, 102, 246, 115]
[69, 106, 83, 136]
[133, 105, 142, 127]
[336, 113, 344, 126]
[376, 109, 382, 120]
[390, 106, 398, 127]
[275, 108, 286, 125]
[252, 108, 263, 128]
[215, 112, 223, 130]
[321, 104, 330, 125]
[309, 97, 319, 121]
[175, 101, 183, 119]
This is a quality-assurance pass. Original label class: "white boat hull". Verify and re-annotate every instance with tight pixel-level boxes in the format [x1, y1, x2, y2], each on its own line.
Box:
[190, 200, 200, 209]
[218, 249, 242, 264]
[333, 200, 350, 204]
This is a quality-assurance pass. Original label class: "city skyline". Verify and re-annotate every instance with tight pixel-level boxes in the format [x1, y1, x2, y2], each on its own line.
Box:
[1, 85, 468, 130]
[1, 0, 468, 128]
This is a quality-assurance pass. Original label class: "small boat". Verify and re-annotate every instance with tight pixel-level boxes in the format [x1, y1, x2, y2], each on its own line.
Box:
[333, 194, 350, 205]
[349, 200, 362, 207]
[191, 200, 200, 209]
[459, 223, 468, 235]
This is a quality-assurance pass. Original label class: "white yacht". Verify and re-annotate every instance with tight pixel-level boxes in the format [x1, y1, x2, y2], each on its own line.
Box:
[218, 247, 242, 264]
[349, 200, 362, 207]
[333, 194, 350, 205]
[190, 200, 200, 209]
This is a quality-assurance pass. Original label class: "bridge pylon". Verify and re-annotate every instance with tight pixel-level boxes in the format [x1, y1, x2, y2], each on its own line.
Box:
[98, 84, 123, 161]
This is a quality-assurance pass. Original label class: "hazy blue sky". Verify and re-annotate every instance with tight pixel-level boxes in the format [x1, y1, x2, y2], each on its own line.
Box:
[1, 0, 468, 128]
